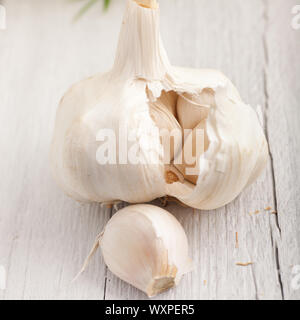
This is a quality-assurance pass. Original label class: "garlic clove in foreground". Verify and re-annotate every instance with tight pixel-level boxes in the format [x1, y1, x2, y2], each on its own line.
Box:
[51, 0, 269, 210]
[77, 204, 193, 298]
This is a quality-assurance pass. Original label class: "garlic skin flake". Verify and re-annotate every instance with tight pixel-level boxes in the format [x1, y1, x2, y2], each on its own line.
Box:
[81, 204, 193, 297]
[51, 0, 268, 210]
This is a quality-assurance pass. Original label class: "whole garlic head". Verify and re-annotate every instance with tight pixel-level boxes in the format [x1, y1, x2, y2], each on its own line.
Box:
[77, 204, 192, 297]
[51, 0, 269, 209]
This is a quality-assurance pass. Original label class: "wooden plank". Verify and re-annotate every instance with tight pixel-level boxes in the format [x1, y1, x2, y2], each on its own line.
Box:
[265, 0, 300, 300]
[0, 0, 120, 300]
[105, 0, 283, 300]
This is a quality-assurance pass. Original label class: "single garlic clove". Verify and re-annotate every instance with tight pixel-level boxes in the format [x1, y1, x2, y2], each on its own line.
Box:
[157, 90, 178, 117]
[176, 90, 213, 130]
[77, 204, 192, 298]
[101, 204, 192, 297]
[174, 120, 210, 185]
[149, 90, 181, 164]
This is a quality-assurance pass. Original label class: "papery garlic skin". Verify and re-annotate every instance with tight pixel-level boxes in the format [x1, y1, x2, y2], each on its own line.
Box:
[51, 0, 268, 209]
[99, 204, 192, 297]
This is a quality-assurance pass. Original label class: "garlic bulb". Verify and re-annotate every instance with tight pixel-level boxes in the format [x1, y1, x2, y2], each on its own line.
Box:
[51, 0, 268, 209]
[76, 204, 192, 297]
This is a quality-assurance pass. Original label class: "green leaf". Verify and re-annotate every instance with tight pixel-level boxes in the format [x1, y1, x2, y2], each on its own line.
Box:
[73, 0, 99, 21]
[103, 0, 111, 11]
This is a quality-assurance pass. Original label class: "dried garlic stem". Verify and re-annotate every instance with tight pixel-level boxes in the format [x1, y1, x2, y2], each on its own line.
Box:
[72, 232, 104, 282]
[236, 262, 253, 267]
[235, 232, 239, 248]
[135, 0, 158, 9]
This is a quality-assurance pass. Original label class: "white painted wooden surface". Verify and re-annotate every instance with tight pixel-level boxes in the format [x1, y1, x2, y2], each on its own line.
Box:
[0, 0, 299, 300]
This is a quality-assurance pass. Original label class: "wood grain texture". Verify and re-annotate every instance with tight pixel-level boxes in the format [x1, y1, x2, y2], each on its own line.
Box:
[265, 0, 300, 300]
[0, 0, 299, 300]
[0, 0, 120, 300]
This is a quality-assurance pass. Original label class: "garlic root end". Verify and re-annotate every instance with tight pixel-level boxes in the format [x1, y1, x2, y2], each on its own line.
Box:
[147, 276, 176, 298]
[164, 165, 184, 184]
[147, 264, 178, 297]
